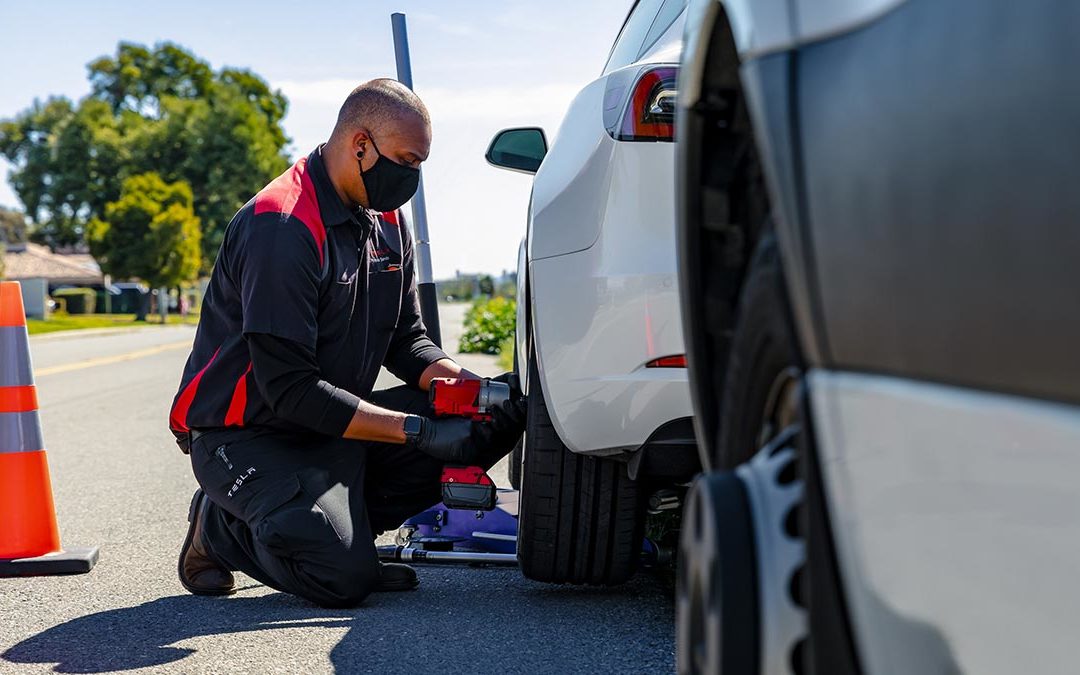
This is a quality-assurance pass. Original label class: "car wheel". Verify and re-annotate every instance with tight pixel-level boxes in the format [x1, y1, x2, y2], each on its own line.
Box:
[508, 440, 523, 490]
[678, 234, 808, 673]
[517, 347, 644, 585]
[678, 423, 808, 675]
[715, 234, 801, 470]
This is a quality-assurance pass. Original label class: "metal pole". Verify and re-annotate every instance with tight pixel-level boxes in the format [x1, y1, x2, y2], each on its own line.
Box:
[391, 12, 442, 348]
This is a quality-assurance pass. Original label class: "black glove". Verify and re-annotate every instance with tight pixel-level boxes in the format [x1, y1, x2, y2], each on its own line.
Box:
[470, 379, 528, 464]
[492, 371, 522, 398]
[489, 394, 527, 439]
[410, 417, 481, 464]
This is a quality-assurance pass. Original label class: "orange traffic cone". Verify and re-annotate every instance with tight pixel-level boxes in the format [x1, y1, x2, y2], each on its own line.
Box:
[0, 281, 98, 576]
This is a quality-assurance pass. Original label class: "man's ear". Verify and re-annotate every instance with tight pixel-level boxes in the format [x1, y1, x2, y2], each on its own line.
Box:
[352, 130, 371, 157]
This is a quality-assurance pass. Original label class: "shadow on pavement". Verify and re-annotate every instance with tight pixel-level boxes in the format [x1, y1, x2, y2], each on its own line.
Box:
[4, 568, 674, 673]
[2, 593, 353, 673]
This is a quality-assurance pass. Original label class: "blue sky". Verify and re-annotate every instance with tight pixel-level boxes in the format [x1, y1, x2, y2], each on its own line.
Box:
[0, 0, 630, 277]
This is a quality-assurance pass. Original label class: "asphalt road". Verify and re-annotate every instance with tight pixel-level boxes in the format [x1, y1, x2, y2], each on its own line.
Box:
[0, 304, 675, 674]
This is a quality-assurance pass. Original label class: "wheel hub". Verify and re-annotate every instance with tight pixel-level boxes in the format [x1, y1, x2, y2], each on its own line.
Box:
[737, 426, 807, 674]
[678, 381, 808, 674]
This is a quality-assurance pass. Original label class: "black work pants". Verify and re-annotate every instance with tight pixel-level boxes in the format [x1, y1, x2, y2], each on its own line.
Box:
[188, 385, 504, 608]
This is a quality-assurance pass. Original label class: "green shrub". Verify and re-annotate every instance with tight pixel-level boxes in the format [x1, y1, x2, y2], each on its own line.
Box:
[52, 287, 97, 315]
[459, 296, 516, 355]
[497, 336, 515, 371]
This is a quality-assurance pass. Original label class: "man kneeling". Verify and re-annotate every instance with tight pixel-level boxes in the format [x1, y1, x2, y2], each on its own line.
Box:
[168, 79, 524, 608]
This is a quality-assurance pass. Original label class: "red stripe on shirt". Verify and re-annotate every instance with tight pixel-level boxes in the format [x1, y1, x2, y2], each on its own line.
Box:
[254, 156, 327, 265]
[223, 361, 253, 427]
[170, 347, 222, 433]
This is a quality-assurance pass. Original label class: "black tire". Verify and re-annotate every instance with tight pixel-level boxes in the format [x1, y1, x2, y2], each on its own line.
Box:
[517, 350, 644, 585]
[678, 234, 806, 674]
[714, 234, 801, 470]
[677, 472, 760, 675]
[508, 440, 523, 490]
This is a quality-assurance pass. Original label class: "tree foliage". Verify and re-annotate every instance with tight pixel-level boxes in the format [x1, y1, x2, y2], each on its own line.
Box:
[0, 42, 290, 268]
[0, 207, 28, 245]
[88, 172, 201, 288]
[0, 207, 29, 280]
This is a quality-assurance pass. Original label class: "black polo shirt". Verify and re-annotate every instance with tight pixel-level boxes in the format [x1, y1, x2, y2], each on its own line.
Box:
[170, 146, 446, 442]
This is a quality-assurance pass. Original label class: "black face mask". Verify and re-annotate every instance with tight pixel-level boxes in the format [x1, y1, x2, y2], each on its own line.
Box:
[358, 136, 420, 212]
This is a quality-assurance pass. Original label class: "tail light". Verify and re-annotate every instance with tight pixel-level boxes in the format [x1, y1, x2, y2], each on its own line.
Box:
[604, 65, 678, 142]
[646, 355, 687, 368]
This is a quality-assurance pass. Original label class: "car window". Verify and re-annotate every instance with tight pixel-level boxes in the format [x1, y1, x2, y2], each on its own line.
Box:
[638, 0, 687, 58]
[603, 0, 666, 74]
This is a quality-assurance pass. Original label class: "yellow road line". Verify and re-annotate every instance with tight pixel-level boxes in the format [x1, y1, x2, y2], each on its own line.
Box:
[35, 340, 192, 377]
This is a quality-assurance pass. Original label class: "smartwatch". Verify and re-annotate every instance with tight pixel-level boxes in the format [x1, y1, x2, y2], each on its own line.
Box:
[402, 414, 425, 445]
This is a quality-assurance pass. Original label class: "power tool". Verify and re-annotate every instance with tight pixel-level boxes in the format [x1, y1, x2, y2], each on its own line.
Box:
[428, 377, 510, 511]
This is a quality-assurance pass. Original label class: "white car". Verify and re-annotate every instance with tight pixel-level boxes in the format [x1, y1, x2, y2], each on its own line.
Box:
[485, 0, 698, 585]
[675, 0, 1080, 673]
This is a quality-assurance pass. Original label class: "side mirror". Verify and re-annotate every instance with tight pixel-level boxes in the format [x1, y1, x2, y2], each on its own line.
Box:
[485, 127, 548, 175]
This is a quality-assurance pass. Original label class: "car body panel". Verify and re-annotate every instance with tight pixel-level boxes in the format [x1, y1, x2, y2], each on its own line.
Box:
[530, 137, 691, 455]
[790, 0, 909, 44]
[684, 0, 794, 75]
[515, 235, 528, 388]
[810, 369, 1080, 675]
[520, 5, 692, 456]
[795, 0, 1080, 403]
[529, 77, 615, 261]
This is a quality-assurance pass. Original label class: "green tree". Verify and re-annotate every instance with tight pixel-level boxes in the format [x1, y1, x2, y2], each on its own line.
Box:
[88, 172, 201, 289]
[0, 207, 28, 244]
[0, 42, 290, 266]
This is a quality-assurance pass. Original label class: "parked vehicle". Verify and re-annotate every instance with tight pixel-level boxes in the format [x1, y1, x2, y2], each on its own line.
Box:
[675, 0, 1080, 673]
[485, 0, 698, 585]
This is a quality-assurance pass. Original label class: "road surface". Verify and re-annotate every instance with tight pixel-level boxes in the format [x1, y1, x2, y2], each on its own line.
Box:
[0, 304, 675, 674]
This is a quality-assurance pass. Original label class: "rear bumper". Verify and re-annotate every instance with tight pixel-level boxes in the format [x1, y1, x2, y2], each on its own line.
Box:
[529, 246, 693, 455]
[538, 355, 695, 458]
[628, 416, 700, 482]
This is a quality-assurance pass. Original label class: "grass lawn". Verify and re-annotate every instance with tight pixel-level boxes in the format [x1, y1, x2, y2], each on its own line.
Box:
[26, 313, 198, 335]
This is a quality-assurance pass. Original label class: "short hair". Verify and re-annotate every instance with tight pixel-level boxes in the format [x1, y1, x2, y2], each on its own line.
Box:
[335, 78, 430, 135]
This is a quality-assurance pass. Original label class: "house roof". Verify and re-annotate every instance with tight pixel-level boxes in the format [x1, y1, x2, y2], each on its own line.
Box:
[3, 243, 103, 285]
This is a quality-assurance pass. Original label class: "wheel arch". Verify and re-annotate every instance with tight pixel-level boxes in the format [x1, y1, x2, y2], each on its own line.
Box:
[677, 4, 775, 463]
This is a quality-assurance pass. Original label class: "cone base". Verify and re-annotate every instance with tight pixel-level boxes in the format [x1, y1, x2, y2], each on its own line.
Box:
[0, 546, 98, 577]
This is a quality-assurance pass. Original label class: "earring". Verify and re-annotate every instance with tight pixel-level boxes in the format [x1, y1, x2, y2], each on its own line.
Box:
[356, 150, 364, 159]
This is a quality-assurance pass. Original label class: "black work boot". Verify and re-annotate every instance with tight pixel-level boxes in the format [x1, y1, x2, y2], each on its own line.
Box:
[178, 489, 236, 596]
[375, 562, 419, 592]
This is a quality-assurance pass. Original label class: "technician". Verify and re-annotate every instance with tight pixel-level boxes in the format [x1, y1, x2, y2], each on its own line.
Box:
[169, 79, 525, 608]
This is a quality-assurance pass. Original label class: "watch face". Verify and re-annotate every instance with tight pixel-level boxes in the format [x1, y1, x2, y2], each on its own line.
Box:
[404, 415, 423, 437]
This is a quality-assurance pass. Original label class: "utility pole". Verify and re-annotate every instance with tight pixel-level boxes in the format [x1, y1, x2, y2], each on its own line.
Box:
[391, 12, 442, 348]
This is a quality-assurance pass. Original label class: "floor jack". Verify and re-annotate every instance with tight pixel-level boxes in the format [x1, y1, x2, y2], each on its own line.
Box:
[377, 485, 521, 567]
[378, 378, 521, 567]
[378, 480, 674, 569]
[376, 378, 676, 569]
